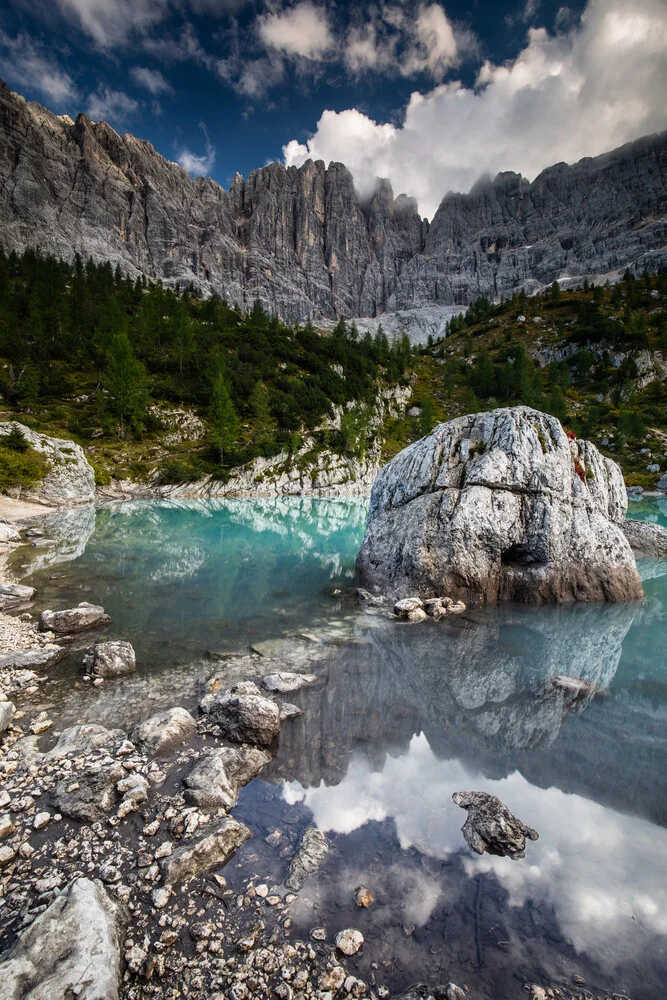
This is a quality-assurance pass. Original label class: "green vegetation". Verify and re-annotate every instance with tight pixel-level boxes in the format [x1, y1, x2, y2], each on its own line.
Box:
[390, 269, 667, 486]
[0, 249, 412, 480]
[0, 424, 50, 491]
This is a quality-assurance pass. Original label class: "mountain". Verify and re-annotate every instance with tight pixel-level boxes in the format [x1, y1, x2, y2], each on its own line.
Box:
[1, 79, 666, 322]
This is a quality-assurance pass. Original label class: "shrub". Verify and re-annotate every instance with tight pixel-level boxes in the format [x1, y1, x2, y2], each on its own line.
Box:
[3, 424, 29, 452]
[155, 459, 196, 485]
[0, 444, 50, 491]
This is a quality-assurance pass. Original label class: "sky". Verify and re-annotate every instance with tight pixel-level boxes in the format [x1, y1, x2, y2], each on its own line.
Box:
[1, 0, 666, 218]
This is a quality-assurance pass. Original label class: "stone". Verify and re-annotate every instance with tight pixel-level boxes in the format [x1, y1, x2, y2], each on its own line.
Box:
[0, 523, 20, 543]
[0, 421, 95, 503]
[0, 877, 125, 999]
[0, 844, 16, 867]
[335, 929, 364, 956]
[0, 581, 35, 610]
[393, 597, 424, 615]
[183, 753, 238, 811]
[151, 885, 172, 909]
[407, 607, 428, 622]
[161, 816, 252, 883]
[357, 407, 643, 604]
[83, 640, 136, 679]
[33, 811, 51, 829]
[622, 519, 667, 557]
[262, 672, 318, 693]
[320, 967, 346, 991]
[53, 762, 125, 822]
[204, 682, 281, 747]
[355, 885, 374, 908]
[45, 723, 126, 760]
[452, 791, 539, 859]
[285, 827, 329, 891]
[0, 700, 15, 733]
[39, 601, 111, 634]
[0, 646, 66, 671]
[1, 81, 665, 329]
[131, 707, 196, 756]
[280, 703, 303, 720]
[0, 813, 15, 838]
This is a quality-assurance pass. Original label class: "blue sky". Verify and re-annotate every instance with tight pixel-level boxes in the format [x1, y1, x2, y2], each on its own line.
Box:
[1, 1, 666, 217]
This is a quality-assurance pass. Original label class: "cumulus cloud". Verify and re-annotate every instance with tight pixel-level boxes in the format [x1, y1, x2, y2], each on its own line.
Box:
[257, 1, 333, 60]
[0, 30, 78, 104]
[177, 122, 216, 176]
[284, 0, 667, 218]
[86, 86, 138, 123]
[129, 66, 174, 95]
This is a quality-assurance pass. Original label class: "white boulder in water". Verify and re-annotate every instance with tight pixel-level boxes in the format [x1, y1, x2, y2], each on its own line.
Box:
[357, 406, 643, 604]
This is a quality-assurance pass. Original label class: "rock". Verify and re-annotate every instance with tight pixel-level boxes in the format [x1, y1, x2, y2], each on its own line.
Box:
[452, 790, 539, 859]
[131, 707, 196, 756]
[320, 967, 346, 991]
[1, 82, 665, 327]
[0, 813, 15, 838]
[39, 601, 111, 634]
[161, 816, 252, 883]
[357, 407, 643, 604]
[204, 682, 281, 747]
[33, 811, 51, 829]
[407, 607, 428, 622]
[0, 646, 66, 671]
[53, 762, 125, 822]
[335, 928, 364, 955]
[542, 674, 598, 705]
[280, 703, 303, 720]
[183, 753, 238, 811]
[622, 518, 667, 557]
[0, 421, 95, 503]
[0, 877, 125, 999]
[151, 885, 172, 909]
[658, 473, 667, 491]
[0, 844, 16, 867]
[83, 640, 136, 679]
[0, 700, 15, 734]
[45, 723, 126, 760]
[393, 597, 424, 615]
[392, 987, 466, 1000]
[0, 582, 35, 610]
[355, 885, 375, 908]
[262, 672, 318, 693]
[285, 827, 329, 891]
[0, 523, 21, 543]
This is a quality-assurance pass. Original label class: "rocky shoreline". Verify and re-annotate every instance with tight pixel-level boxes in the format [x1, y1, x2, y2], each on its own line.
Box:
[1, 495, 665, 1000]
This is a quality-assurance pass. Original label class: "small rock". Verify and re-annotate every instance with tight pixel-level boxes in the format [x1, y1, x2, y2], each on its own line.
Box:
[335, 928, 364, 956]
[310, 927, 327, 941]
[262, 672, 317, 693]
[39, 602, 111, 634]
[319, 967, 346, 991]
[83, 640, 136, 679]
[0, 844, 16, 867]
[452, 790, 539, 859]
[131, 707, 196, 756]
[151, 885, 172, 909]
[407, 608, 428, 622]
[33, 811, 51, 830]
[355, 885, 374, 908]
[285, 827, 328, 891]
[393, 597, 424, 616]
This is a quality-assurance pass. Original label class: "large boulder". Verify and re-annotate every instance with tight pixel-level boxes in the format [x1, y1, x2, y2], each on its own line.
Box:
[83, 640, 136, 679]
[183, 746, 271, 810]
[0, 876, 125, 1000]
[39, 601, 111, 634]
[161, 817, 251, 883]
[356, 407, 643, 604]
[0, 582, 35, 610]
[0, 422, 95, 504]
[622, 518, 667, 557]
[130, 707, 196, 756]
[203, 681, 281, 746]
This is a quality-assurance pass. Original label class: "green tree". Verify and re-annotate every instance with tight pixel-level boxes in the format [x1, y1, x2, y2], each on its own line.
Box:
[16, 360, 41, 410]
[249, 381, 275, 446]
[4, 423, 29, 452]
[419, 397, 436, 437]
[103, 332, 149, 438]
[550, 280, 561, 301]
[209, 374, 239, 465]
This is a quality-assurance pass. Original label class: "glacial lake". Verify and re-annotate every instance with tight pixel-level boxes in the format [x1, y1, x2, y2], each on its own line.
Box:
[11, 496, 667, 999]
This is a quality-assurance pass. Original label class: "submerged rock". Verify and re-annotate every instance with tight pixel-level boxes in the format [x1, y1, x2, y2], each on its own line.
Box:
[357, 407, 643, 604]
[0, 645, 66, 671]
[44, 723, 126, 760]
[204, 682, 281, 747]
[83, 640, 136, 679]
[335, 928, 364, 956]
[0, 876, 125, 1000]
[393, 986, 466, 1000]
[183, 746, 270, 810]
[285, 827, 329, 891]
[161, 816, 252, 883]
[452, 790, 539, 859]
[0, 582, 36, 611]
[131, 707, 196, 756]
[39, 601, 111, 634]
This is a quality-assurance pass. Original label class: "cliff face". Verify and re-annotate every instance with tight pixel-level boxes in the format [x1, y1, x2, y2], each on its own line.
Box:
[1, 79, 666, 321]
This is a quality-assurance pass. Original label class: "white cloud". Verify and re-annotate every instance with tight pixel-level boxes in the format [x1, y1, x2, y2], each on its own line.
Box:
[52, 0, 170, 47]
[0, 31, 78, 104]
[257, 1, 333, 60]
[129, 66, 174, 95]
[284, 0, 667, 218]
[86, 86, 138, 123]
[177, 122, 215, 176]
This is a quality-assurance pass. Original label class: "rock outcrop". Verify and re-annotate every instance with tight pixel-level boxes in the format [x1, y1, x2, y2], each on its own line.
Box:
[0, 80, 665, 322]
[356, 406, 643, 604]
[0, 876, 125, 1000]
[0, 422, 95, 504]
[622, 518, 667, 557]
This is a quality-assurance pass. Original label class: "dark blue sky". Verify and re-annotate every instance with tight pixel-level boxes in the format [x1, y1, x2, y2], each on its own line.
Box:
[1, 1, 664, 217]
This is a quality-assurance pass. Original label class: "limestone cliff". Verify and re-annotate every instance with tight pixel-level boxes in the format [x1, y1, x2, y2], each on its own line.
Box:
[0, 80, 665, 322]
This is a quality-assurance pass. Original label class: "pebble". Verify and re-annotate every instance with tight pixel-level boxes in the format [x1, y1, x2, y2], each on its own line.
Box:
[310, 927, 327, 941]
[355, 885, 374, 908]
[0, 845, 16, 867]
[320, 967, 346, 991]
[255, 883, 269, 898]
[335, 929, 364, 956]
[0, 814, 15, 838]
[152, 885, 172, 909]
[33, 811, 51, 829]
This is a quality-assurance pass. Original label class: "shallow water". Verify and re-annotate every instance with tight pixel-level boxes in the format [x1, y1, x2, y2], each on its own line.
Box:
[12, 496, 667, 998]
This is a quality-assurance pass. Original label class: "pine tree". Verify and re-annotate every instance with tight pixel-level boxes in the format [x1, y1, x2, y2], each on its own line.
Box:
[209, 374, 239, 465]
[249, 381, 275, 446]
[16, 360, 40, 410]
[103, 332, 149, 438]
[419, 397, 436, 437]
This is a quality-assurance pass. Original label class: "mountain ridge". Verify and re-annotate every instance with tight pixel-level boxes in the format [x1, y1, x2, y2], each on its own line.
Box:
[1, 78, 666, 322]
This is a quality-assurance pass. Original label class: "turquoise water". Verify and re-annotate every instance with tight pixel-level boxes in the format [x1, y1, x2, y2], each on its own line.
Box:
[13, 496, 667, 998]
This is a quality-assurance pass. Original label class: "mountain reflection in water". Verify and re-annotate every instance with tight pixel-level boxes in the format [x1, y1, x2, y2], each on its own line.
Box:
[13, 496, 667, 999]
